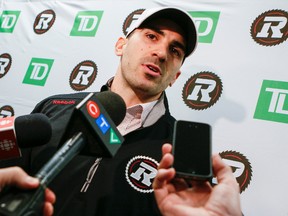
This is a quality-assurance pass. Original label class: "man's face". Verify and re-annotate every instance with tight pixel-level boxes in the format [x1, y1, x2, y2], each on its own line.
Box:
[115, 18, 186, 99]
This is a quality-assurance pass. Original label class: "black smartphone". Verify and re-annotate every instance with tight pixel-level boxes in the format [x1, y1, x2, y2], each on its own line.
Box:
[172, 120, 212, 181]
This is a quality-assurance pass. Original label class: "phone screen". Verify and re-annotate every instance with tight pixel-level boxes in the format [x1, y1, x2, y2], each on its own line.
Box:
[172, 120, 211, 179]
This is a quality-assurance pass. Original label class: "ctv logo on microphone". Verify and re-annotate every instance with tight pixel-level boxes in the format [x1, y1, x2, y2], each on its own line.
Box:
[86, 100, 121, 144]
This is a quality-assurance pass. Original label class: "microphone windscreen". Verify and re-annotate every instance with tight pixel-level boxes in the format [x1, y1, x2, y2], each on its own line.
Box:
[95, 91, 126, 126]
[14, 113, 52, 148]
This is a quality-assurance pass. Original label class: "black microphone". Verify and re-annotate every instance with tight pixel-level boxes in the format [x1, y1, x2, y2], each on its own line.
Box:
[61, 91, 126, 157]
[0, 91, 126, 216]
[0, 114, 52, 160]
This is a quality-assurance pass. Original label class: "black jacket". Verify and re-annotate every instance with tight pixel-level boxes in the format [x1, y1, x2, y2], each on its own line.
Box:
[5, 89, 176, 216]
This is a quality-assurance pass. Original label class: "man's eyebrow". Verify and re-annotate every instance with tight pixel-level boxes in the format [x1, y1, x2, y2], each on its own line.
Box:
[140, 24, 187, 54]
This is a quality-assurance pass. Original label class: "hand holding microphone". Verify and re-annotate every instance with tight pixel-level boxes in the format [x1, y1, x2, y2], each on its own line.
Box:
[0, 91, 126, 216]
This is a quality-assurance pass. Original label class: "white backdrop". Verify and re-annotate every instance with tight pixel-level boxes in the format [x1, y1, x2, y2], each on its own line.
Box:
[1, 0, 288, 215]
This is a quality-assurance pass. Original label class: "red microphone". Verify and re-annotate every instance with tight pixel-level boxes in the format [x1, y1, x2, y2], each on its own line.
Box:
[0, 113, 52, 160]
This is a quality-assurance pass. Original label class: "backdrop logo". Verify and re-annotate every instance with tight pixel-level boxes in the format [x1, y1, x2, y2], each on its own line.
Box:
[125, 156, 158, 193]
[250, 9, 288, 46]
[70, 11, 103, 37]
[122, 9, 144, 36]
[0, 105, 14, 118]
[0, 53, 12, 79]
[34, 9, 56, 34]
[218, 151, 252, 193]
[182, 71, 222, 110]
[254, 80, 288, 124]
[69, 60, 97, 91]
[189, 11, 220, 43]
[0, 11, 21, 33]
[22, 58, 54, 86]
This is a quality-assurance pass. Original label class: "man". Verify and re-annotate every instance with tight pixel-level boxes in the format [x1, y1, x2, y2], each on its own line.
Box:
[0, 167, 55, 216]
[1, 6, 241, 215]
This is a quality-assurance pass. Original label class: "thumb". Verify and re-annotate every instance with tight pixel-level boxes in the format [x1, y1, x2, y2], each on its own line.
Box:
[0, 167, 39, 190]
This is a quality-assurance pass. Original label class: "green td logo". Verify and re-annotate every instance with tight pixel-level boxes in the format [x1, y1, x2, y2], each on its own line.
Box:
[70, 11, 103, 37]
[188, 11, 220, 43]
[22, 58, 54, 86]
[254, 80, 288, 124]
[0, 11, 21, 33]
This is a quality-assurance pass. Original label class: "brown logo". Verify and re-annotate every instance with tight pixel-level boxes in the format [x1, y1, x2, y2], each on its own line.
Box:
[251, 9, 288, 46]
[69, 60, 97, 91]
[219, 151, 252, 193]
[34, 9, 56, 34]
[182, 71, 222, 110]
[122, 9, 145, 36]
[0, 105, 14, 118]
[0, 53, 12, 79]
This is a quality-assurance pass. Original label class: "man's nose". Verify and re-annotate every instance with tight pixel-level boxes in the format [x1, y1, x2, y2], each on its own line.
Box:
[152, 43, 168, 62]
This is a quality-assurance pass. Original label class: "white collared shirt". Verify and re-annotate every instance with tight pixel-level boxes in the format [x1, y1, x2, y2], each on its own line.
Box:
[117, 100, 157, 136]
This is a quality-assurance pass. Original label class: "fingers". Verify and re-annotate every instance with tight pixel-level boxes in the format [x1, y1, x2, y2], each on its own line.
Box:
[153, 144, 175, 190]
[43, 188, 56, 216]
[45, 188, 56, 205]
[0, 167, 39, 190]
[212, 154, 239, 190]
[162, 143, 172, 155]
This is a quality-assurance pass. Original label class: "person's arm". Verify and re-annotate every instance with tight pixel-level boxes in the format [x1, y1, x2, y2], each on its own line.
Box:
[153, 143, 241, 216]
[0, 167, 55, 216]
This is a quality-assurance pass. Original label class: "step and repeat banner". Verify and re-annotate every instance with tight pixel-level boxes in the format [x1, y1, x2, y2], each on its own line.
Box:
[0, 0, 287, 215]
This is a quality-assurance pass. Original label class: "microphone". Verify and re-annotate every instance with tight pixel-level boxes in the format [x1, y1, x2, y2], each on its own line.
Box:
[36, 91, 126, 185]
[60, 91, 126, 157]
[0, 114, 52, 160]
[0, 91, 126, 216]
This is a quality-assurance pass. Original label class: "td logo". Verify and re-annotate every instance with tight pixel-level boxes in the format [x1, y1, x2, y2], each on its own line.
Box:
[0, 11, 21, 33]
[188, 11, 220, 43]
[70, 11, 103, 37]
[254, 80, 288, 124]
[22, 58, 54, 86]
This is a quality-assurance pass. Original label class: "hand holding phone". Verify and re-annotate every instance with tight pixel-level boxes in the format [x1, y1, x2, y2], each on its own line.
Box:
[172, 120, 212, 181]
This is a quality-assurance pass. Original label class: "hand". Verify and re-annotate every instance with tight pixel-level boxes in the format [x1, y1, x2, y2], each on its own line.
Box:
[153, 143, 241, 216]
[0, 167, 56, 216]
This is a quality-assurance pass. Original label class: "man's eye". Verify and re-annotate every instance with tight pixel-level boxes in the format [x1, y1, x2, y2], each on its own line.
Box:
[147, 34, 157, 40]
[171, 47, 181, 57]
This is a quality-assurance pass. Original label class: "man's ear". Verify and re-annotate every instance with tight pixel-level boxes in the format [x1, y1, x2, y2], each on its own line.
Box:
[169, 71, 181, 87]
[115, 37, 127, 56]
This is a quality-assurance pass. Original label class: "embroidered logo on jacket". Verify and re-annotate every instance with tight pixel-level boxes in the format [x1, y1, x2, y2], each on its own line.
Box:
[125, 156, 159, 193]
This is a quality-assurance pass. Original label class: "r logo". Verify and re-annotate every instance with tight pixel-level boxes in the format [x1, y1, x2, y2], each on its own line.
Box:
[251, 9, 288, 46]
[0, 53, 12, 79]
[69, 60, 97, 91]
[125, 156, 159, 193]
[34, 9, 56, 34]
[182, 71, 223, 110]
